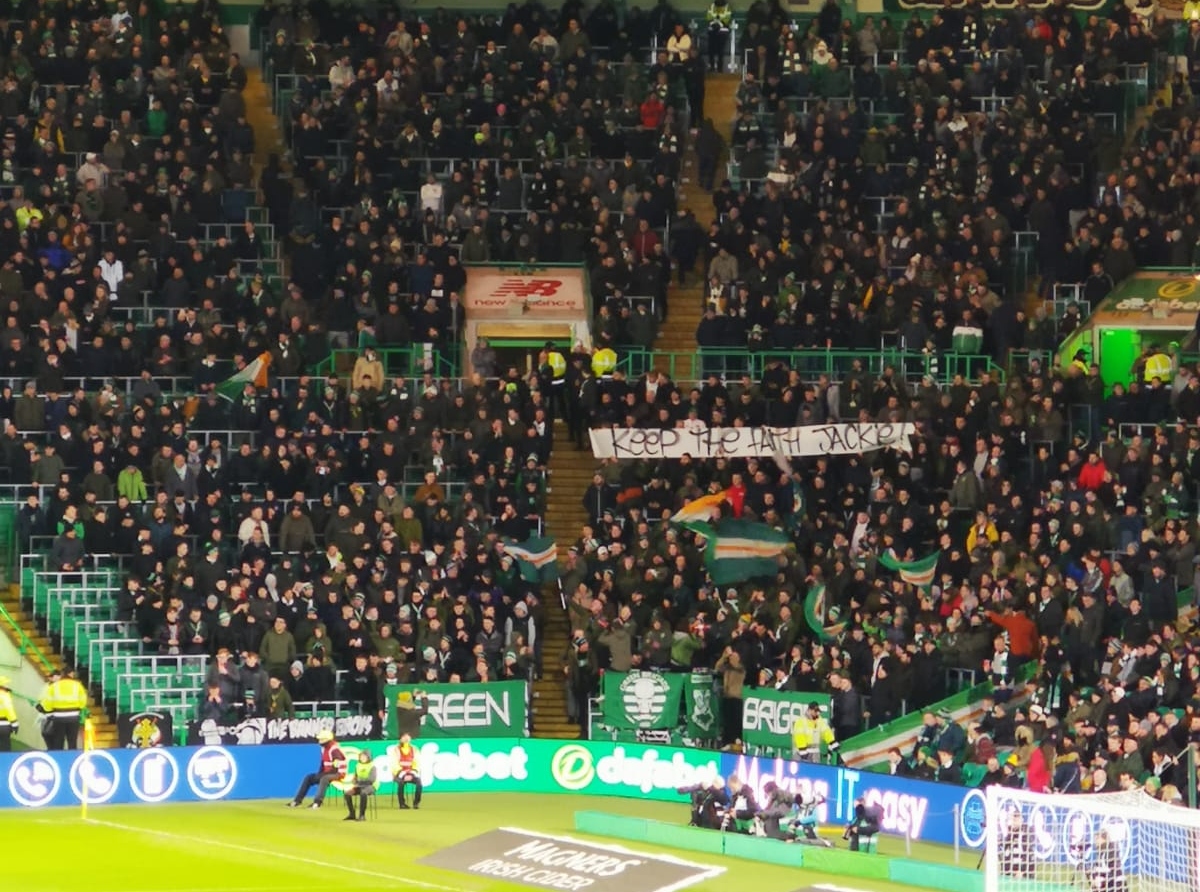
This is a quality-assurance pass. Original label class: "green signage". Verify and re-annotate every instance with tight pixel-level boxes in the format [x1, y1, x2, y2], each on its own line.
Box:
[383, 681, 527, 739]
[340, 738, 723, 800]
[600, 671, 683, 730]
[740, 690, 832, 750]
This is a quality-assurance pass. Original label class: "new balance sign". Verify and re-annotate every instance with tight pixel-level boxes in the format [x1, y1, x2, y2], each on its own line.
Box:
[741, 691, 832, 749]
[384, 681, 528, 738]
[463, 267, 587, 316]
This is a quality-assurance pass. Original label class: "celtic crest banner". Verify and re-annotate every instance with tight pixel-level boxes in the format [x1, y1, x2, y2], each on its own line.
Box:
[684, 672, 719, 740]
[600, 671, 683, 730]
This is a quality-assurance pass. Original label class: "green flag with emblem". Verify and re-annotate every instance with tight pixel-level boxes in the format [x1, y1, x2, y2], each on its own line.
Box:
[683, 672, 719, 740]
[600, 670, 683, 730]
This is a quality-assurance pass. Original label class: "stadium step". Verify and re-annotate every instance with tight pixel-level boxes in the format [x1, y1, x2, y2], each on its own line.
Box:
[656, 73, 740, 386]
[0, 583, 118, 748]
[242, 67, 287, 176]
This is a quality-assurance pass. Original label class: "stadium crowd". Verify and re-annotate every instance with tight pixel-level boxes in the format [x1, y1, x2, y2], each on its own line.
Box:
[0, 0, 1197, 799]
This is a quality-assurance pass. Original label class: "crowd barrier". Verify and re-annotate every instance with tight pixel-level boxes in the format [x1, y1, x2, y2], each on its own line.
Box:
[0, 738, 987, 850]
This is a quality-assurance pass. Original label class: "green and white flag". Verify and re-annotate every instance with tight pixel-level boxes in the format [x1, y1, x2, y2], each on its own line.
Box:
[601, 671, 683, 730]
[878, 550, 940, 588]
[503, 537, 559, 583]
[684, 672, 719, 740]
[682, 519, 789, 586]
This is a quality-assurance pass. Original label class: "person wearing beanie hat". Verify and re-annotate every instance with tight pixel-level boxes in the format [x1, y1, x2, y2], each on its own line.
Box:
[392, 687, 429, 740]
[267, 672, 294, 720]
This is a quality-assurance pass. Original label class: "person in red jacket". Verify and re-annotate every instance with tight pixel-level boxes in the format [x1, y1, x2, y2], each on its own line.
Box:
[287, 729, 346, 808]
[1024, 738, 1055, 793]
[1077, 452, 1107, 491]
[985, 605, 1040, 666]
[640, 92, 665, 129]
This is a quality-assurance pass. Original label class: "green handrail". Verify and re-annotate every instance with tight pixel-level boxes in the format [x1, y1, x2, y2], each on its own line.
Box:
[312, 345, 461, 379]
[615, 348, 1004, 386]
[0, 601, 55, 676]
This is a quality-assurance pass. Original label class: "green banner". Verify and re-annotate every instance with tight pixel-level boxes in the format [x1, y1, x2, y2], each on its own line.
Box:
[684, 672, 719, 741]
[600, 671, 683, 730]
[740, 689, 832, 750]
[383, 681, 527, 739]
[337, 737, 722, 800]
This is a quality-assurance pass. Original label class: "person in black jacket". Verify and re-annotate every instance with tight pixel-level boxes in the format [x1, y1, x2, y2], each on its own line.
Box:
[722, 775, 759, 833]
[678, 778, 728, 829]
[340, 653, 384, 733]
[844, 796, 882, 851]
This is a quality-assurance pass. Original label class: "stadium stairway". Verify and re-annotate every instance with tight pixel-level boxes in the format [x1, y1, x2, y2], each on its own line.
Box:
[0, 583, 118, 748]
[243, 68, 287, 182]
[663, 74, 740, 385]
[535, 422, 589, 739]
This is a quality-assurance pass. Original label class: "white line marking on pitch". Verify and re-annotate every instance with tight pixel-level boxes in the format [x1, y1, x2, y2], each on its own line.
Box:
[85, 817, 462, 892]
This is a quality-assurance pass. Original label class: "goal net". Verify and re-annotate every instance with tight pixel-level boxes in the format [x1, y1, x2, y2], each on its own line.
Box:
[984, 786, 1200, 892]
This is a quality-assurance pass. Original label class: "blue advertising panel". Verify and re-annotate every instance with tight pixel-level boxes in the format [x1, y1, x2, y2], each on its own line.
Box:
[721, 752, 985, 848]
[0, 738, 985, 854]
[0, 744, 315, 809]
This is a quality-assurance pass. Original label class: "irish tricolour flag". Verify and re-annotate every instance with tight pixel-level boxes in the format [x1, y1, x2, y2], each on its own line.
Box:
[504, 537, 559, 583]
[216, 352, 272, 401]
[669, 490, 728, 525]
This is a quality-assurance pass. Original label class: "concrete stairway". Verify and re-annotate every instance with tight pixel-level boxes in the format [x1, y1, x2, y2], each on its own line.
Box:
[530, 74, 743, 739]
[1, 583, 118, 748]
[663, 74, 741, 387]
[532, 423, 592, 739]
[242, 67, 287, 176]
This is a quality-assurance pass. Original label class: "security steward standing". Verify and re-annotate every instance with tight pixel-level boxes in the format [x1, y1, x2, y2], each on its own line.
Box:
[792, 701, 838, 763]
[343, 750, 377, 821]
[542, 342, 568, 422]
[705, 0, 732, 71]
[38, 667, 88, 750]
[392, 732, 422, 809]
[0, 676, 18, 751]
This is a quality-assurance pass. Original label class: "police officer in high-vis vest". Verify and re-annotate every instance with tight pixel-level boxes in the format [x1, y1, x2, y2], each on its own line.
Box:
[705, 0, 733, 71]
[392, 732, 422, 809]
[38, 667, 88, 750]
[1141, 344, 1173, 384]
[543, 341, 568, 420]
[0, 676, 18, 751]
[792, 701, 838, 763]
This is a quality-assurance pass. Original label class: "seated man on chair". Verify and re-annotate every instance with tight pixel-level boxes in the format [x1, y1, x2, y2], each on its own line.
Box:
[344, 750, 377, 821]
[392, 733, 422, 809]
[844, 795, 882, 851]
[288, 729, 346, 808]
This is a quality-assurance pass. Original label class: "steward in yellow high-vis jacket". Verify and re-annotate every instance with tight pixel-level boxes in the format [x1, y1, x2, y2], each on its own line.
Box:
[792, 702, 838, 763]
[0, 676, 18, 751]
[38, 667, 88, 750]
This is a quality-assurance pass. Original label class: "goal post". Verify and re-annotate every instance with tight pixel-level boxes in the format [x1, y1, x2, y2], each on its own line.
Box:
[984, 786, 1200, 892]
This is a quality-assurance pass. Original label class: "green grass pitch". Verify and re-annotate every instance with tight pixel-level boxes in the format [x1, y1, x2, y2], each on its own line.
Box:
[3, 793, 973, 892]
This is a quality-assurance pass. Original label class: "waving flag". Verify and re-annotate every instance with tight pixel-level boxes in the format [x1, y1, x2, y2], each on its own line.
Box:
[669, 490, 728, 525]
[182, 352, 273, 421]
[215, 352, 272, 400]
[803, 582, 847, 642]
[878, 550, 940, 588]
[503, 537, 559, 583]
[684, 519, 789, 586]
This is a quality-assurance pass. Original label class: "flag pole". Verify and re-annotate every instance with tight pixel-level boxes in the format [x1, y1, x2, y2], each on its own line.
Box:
[80, 717, 95, 820]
